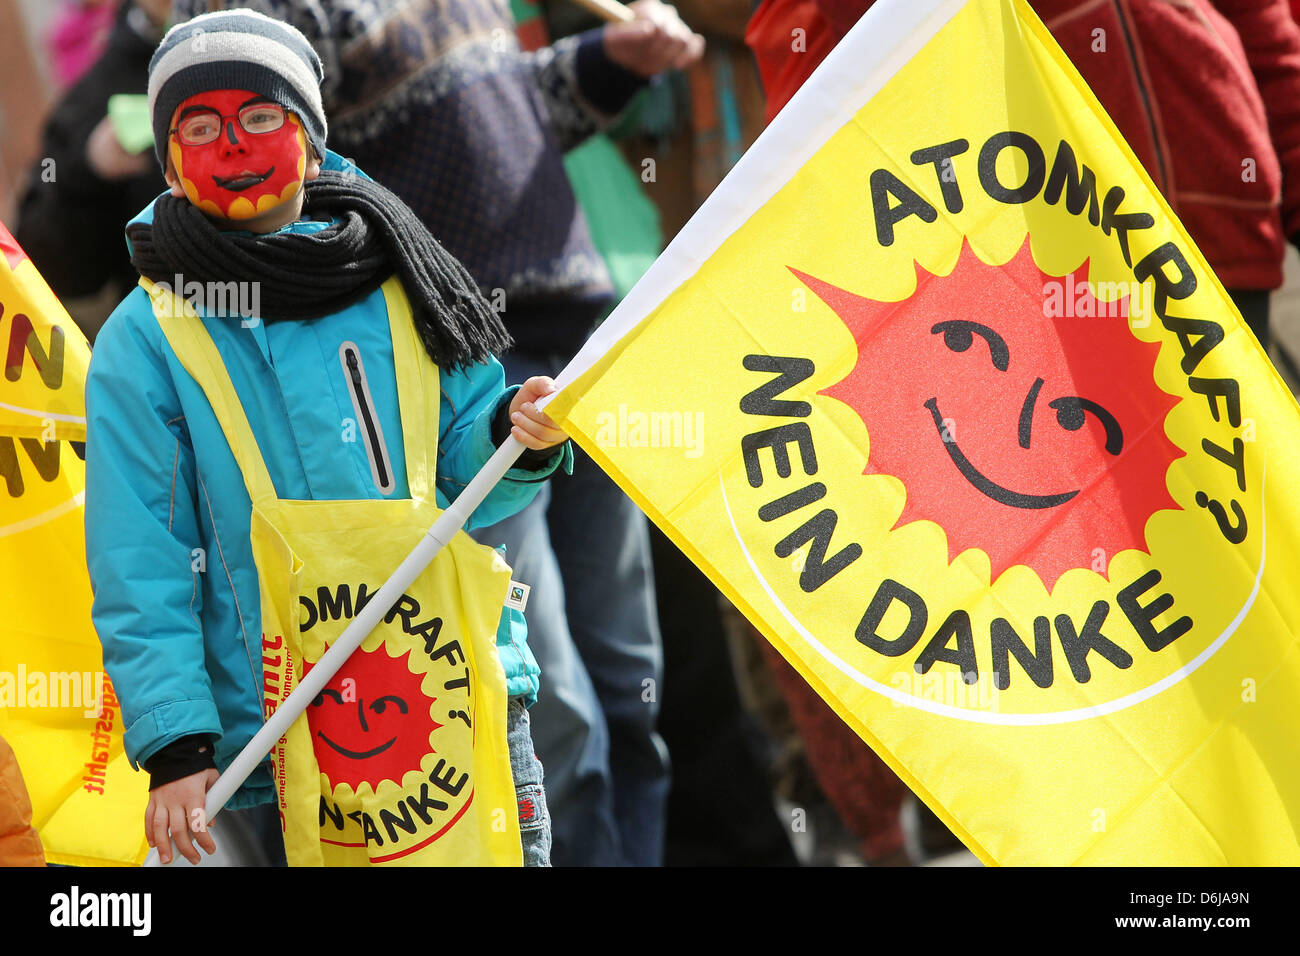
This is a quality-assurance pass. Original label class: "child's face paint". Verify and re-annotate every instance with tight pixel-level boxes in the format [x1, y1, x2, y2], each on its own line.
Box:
[167, 89, 310, 221]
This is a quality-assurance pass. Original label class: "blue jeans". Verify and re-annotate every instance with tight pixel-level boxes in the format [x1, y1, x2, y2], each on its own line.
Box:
[473, 351, 670, 866]
[508, 696, 551, 867]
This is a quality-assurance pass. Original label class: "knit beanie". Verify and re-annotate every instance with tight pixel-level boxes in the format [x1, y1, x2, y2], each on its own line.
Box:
[147, 9, 327, 169]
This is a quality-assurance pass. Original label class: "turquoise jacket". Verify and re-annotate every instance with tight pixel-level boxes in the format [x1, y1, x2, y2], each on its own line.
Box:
[85, 154, 562, 808]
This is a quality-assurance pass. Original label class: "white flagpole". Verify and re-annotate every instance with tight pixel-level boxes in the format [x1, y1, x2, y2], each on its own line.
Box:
[145, 435, 527, 866]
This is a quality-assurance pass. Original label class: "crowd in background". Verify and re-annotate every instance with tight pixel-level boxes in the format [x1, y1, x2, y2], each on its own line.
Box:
[3, 0, 1300, 866]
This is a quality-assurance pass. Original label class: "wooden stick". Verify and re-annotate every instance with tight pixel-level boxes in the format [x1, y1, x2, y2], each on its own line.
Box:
[568, 0, 636, 24]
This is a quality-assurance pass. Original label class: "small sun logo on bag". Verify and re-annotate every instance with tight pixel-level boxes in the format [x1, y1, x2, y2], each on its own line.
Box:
[305, 646, 442, 791]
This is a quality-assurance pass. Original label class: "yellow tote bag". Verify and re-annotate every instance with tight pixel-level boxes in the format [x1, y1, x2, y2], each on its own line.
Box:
[147, 276, 522, 866]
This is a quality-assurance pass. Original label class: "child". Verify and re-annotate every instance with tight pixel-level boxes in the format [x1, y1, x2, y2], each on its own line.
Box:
[84, 9, 568, 866]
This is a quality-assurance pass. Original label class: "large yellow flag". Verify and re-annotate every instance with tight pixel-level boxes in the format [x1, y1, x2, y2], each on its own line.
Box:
[0, 222, 149, 866]
[547, 0, 1300, 864]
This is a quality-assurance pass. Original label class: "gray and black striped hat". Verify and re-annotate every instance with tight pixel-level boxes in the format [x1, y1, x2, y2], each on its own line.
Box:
[147, 9, 326, 169]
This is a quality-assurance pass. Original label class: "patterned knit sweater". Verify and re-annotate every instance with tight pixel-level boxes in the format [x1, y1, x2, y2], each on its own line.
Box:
[175, 0, 648, 354]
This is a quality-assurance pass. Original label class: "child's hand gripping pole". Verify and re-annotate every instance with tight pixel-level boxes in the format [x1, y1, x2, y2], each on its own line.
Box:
[143, 436, 530, 866]
[568, 0, 636, 23]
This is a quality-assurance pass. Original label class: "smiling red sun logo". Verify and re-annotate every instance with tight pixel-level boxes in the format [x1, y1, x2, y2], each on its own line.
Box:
[305, 647, 441, 792]
[797, 237, 1183, 588]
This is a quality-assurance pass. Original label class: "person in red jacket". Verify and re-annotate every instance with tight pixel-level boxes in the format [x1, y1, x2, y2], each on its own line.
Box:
[748, 0, 1300, 352]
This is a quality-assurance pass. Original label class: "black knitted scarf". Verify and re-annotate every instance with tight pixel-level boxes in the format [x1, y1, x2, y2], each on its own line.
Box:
[128, 169, 511, 369]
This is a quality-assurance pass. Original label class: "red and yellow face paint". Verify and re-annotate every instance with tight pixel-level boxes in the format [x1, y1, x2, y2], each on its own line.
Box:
[167, 88, 310, 221]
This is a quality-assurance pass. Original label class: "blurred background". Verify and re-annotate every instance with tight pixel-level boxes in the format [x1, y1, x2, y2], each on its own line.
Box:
[3, 0, 1296, 867]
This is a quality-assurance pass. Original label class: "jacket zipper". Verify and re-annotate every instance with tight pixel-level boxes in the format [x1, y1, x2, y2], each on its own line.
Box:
[339, 342, 394, 494]
[1112, 0, 1169, 191]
